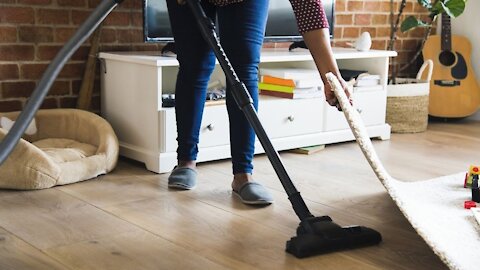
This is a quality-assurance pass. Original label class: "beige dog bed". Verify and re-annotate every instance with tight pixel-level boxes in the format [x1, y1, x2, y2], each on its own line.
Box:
[0, 109, 119, 190]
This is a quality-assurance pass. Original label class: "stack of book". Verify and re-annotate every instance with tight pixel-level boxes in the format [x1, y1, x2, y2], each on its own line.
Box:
[258, 68, 324, 99]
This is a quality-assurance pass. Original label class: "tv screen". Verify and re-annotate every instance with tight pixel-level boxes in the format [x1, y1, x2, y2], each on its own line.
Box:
[143, 0, 335, 43]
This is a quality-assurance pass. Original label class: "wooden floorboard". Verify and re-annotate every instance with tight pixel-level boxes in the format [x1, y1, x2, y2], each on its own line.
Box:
[0, 227, 69, 270]
[1, 119, 478, 269]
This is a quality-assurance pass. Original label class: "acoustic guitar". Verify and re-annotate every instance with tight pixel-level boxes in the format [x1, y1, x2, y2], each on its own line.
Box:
[422, 13, 480, 117]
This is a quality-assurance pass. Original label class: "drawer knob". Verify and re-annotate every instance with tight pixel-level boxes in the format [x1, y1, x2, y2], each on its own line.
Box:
[287, 115, 295, 122]
[206, 124, 215, 131]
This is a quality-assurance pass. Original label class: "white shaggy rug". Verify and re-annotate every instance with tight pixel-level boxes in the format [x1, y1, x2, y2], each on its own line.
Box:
[327, 73, 480, 270]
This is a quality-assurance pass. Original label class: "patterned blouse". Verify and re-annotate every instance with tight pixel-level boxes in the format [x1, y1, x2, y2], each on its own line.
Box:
[208, 0, 329, 34]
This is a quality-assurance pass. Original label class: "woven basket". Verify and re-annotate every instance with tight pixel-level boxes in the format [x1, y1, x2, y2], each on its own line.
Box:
[386, 60, 433, 133]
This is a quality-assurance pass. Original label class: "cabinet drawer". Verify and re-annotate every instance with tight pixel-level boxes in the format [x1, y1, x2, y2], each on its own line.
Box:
[198, 105, 230, 148]
[259, 97, 324, 139]
[323, 90, 386, 131]
[158, 106, 230, 153]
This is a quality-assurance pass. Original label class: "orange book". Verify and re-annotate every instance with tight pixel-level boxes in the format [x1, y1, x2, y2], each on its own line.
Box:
[260, 75, 296, 87]
[260, 90, 322, 99]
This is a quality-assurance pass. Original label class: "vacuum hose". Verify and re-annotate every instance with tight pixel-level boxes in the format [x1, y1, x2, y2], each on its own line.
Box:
[0, 0, 123, 165]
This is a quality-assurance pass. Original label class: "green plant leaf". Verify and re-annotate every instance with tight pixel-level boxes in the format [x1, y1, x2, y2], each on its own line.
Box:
[417, 0, 432, 8]
[431, 0, 445, 14]
[443, 0, 466, 17]
[401, 16, 430, 32]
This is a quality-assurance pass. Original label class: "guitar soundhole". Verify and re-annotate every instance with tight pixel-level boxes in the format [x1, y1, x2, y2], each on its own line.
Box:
[439, 51, 456, 67]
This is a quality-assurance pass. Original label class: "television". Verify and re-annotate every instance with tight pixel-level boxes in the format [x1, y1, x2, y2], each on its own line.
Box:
[143, 0, 335, 43]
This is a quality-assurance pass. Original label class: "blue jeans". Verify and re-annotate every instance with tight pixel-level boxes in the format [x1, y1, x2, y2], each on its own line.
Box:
[166, 0, 269, 174]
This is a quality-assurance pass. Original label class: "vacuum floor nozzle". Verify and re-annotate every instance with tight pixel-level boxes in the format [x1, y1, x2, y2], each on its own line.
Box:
[286, 216, 382, 258]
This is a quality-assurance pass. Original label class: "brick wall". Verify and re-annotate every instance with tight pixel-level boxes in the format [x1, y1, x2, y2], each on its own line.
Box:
[0, 0, 431, 112]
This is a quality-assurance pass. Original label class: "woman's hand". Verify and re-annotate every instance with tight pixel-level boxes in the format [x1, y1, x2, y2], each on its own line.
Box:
[323, 74, 352, 110]
[300, 28, 352, 110]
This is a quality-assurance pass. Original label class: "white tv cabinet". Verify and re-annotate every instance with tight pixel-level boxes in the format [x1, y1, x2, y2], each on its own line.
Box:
[99, 48, 396, 173]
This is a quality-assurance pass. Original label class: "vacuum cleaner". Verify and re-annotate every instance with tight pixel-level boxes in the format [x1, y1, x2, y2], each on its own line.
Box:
[0, 0, 382, 258]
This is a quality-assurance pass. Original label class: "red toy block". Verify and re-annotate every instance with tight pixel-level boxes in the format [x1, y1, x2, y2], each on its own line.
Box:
[464, 201, 477, 209]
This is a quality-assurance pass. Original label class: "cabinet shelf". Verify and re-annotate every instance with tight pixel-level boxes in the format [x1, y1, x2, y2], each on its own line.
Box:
[100, 48, 395, 173]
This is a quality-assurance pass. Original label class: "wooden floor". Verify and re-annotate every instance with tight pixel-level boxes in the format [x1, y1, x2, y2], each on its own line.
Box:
[1, 118, 479, 270]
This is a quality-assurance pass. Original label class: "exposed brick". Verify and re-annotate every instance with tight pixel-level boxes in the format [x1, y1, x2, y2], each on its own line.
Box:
[21, 63, 48, 80]
[343, 27, 360, 38]
[103, 11, 130, 26]
[18, 0, 52, 4]
[371, 40, 387, 50]
[18, 26, 54, 43]
[71, 46, 90, 61]
[59, 96, 76, 108]
[72, 80, 82, 95]
[0, 26, 17, 42]
[0, 45, 35, 61]
[59, 63, 85, 79]
[37, 45, 61, 60]
[54, 27, 77, 43]
[2, 81, 36, 98]
[100, 45, 133, 52]
[131, 44, 163, 52]
[0, 64, 19, 80]
[376, 27, 391, 38]
[41, 98, 58, 109]
[404, 1, 414, 13]
[335, 0, 347, 12]
[117, 29, 143, 43]
[0, 100, 23, 112]
[378, 1, 392, 12]
[37, 9, 70, 25]
[364, 1, 378, 12]
[347, 1, 363, 12]
[409, 27, 426, 38]
[58, 0, 86, 7]
[372, 14, 388, 25]
[354, 14, 372, 25]
[87, 0, 101, 8]
[100, 28, 117, 43]
[0, 0, 434, 109]
[414, 2, 428, 12]
[336, 14, 353, 25]
[333, 27, 343, 39]
[71, 10, 90, 25]
[39, 46, 89, 63]
[49, 80, 71, 96]
[120, 0, 142, 9]
[131, 12, 143, 27]
[403, 39, 420, 51]
[394, 39, 403, 51]
[0, 7, 35, 24]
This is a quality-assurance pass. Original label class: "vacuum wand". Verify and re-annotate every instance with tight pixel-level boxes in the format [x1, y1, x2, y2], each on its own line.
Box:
[185, 0, 382, 257]
[185, 0, 314, 221]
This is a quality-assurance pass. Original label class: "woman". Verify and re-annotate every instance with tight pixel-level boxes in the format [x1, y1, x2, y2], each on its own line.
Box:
[166, 0, 350, 205]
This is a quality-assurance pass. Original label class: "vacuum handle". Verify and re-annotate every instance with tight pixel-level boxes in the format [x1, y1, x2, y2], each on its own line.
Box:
[0, 0, 123, 165]
[185, 0, 313, 220]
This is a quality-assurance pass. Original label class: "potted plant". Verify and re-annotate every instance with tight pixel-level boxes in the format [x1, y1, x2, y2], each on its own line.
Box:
[385, 0, 467, 133]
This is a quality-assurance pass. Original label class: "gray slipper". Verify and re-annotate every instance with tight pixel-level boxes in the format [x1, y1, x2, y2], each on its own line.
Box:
[168, 167, 197, 190]
[233, 182, 274, 205]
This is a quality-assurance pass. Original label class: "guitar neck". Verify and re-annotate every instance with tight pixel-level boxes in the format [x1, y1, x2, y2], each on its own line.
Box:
[441, 13, 452, 51]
